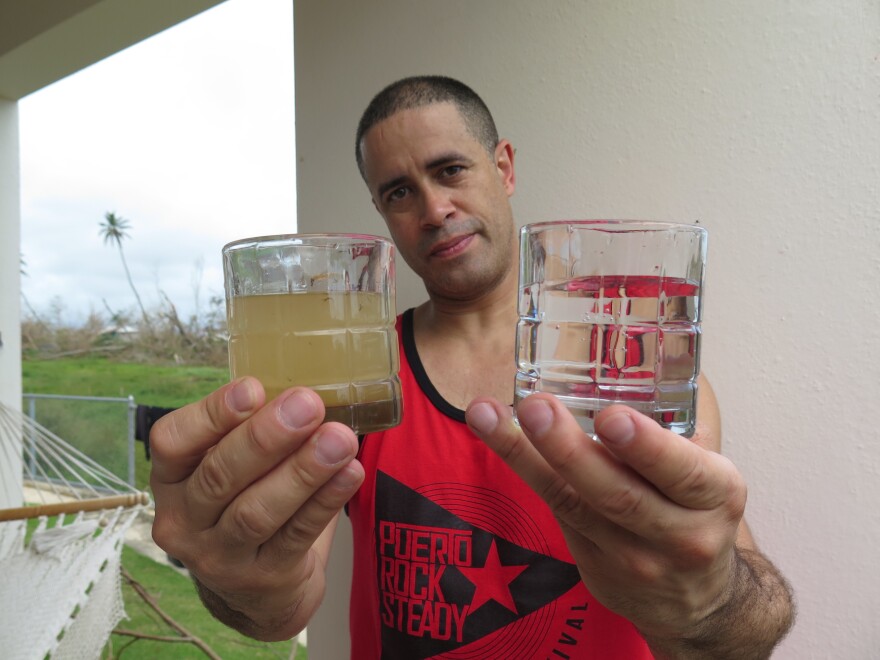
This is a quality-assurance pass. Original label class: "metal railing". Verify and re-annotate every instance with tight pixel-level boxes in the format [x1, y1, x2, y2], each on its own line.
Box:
[22, 393, 138, 486]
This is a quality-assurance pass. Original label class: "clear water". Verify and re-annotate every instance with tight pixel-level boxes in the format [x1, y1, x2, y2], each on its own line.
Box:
[514, 275, 701, 437]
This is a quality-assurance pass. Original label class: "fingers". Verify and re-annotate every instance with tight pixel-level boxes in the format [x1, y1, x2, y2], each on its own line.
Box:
[467, 395, 745, 538]
[465, 398, 587, 514]
[261, 455, 364, 566]
[151, 380, 363, 544]
[150, 377, 266, 485]
[470, 396, 645, 524]
[219, 422, 364, 557]
[470, 395, 749, 641]
[185, 386, 352, 532]
[594, 405, 744, 512]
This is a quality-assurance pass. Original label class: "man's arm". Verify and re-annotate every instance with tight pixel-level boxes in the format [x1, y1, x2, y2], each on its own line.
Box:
[645, 545, 794, 659]
[638, 378, 794, 658]
[150, 379, 364, 641]
[465, 377, 794, 658]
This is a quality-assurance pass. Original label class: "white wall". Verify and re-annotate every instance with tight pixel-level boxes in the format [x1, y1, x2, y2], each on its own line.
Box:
[0, 98, 22, 509]
[295, 1, 880, 658]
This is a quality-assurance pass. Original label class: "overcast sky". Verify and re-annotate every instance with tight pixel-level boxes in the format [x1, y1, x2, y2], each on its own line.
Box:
[19, 0, 296, 326]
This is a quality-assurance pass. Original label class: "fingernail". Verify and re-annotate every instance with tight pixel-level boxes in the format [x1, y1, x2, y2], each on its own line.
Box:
[467, 403, 499, 435]
[518, 398, 554, 436]
[314, 429, 352, 466]
[329, 464, 361, 489]
[227, 378, 256, 413]
[278, 391, 318, 430]
[597, 411, 636, 445]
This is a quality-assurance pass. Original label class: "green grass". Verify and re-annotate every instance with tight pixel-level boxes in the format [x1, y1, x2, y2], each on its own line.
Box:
[23, 356, 229, 407]
[23, 356, 229, 491]
[112, 546, 305, 659]
[21, 357, 308, 659]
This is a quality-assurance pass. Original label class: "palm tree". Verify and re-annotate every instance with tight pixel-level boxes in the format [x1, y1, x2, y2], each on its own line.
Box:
[99, 211, 150, 325]
[19, 254, 39, 316]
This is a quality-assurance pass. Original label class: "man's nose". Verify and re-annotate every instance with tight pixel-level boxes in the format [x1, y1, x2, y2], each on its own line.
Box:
[419, 184, 455, 227]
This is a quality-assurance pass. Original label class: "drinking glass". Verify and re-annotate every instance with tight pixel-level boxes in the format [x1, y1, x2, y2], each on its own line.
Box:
[223, 233, 402, 434]
[514, 220, 708, 437]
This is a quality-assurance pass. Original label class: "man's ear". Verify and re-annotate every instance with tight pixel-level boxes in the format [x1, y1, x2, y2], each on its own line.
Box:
[494, 139, 516, 196]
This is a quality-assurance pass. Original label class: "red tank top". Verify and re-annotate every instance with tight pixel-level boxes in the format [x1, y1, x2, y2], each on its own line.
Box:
[347, 310, 652, 659]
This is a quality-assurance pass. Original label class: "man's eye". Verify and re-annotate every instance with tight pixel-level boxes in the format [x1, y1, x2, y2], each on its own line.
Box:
[441, 165, 464, 178]
[387, 187, 408, 203]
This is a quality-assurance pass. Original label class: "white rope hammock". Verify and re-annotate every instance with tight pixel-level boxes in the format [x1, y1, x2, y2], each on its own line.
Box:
[0, 401, 150, 660]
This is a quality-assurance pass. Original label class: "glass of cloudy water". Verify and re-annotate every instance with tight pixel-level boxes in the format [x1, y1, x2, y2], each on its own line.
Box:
[223, 234, 402, 434]
[514, 221, 708, 437]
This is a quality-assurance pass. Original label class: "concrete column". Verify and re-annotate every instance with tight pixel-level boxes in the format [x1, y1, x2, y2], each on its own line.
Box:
[0, 97, 22, 510]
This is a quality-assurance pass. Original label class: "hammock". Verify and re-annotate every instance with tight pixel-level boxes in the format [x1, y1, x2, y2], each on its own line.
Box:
[0, 401, 150, 660]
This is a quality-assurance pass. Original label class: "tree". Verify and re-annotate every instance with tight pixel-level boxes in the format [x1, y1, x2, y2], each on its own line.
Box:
[99, 211, 150, 325]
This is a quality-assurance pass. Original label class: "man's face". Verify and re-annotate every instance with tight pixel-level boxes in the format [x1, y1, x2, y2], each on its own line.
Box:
[360, 102, 517, 302]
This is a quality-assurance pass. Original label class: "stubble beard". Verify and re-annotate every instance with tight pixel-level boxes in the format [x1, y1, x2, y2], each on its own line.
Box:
[418, 221, 515, 303]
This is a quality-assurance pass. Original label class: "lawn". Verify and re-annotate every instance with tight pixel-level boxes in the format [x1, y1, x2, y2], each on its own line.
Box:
[21, 356, 307, 659]
[22, 356, 229, 491]
[22, 356, 229, 405]
[113, 546, 304, 659]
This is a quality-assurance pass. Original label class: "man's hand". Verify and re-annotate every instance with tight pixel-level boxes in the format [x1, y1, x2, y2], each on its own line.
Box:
[150, 377, 364, 641]
[465, 392, 793, 658]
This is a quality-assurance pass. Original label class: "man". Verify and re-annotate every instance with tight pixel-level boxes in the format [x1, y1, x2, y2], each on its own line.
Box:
[151, 76, 794, 658]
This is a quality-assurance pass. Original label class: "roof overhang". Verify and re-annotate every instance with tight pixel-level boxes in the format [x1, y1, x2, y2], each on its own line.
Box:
[0, 0, 227, 100]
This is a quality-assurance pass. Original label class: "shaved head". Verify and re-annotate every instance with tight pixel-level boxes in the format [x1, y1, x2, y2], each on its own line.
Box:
[355, 75, 499, 180]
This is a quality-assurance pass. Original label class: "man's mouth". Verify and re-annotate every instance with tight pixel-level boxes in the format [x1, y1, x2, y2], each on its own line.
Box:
[429, 234, 475, 259]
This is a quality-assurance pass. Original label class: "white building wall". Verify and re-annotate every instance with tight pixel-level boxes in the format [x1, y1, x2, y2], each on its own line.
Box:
[0, 98, 22, 509]
[295, 1, 880, 659]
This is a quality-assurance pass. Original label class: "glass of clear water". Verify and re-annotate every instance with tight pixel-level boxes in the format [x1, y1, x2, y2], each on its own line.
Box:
[514, 220, 708, 437]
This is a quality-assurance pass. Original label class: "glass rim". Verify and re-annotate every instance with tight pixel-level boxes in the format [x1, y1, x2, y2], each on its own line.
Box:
[222, 232, 393, 253]
[521, 220, 706, 234]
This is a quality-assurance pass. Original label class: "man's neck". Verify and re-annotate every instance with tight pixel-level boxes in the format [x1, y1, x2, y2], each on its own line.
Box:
[413, 265, 518, 340]
[409, 266, 520, 409]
